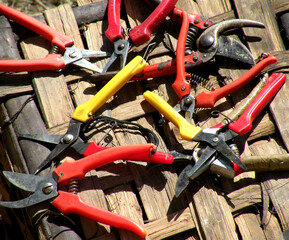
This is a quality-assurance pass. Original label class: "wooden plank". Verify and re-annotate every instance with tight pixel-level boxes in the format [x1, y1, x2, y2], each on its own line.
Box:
[235, 213, 267, 240]
[235, 0, 289, 233]
[20, 15, 74, 128]
[145, 207, 196, 239]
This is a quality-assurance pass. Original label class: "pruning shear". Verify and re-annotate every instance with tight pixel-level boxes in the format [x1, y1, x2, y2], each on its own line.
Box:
[0, 144, 168, 238]
[132, 5, 265, 80]
[143, 71, 285, 197]
[31, 56, 147, 174]
[103, 0, 178, 72]
[0, 3, 109, 73]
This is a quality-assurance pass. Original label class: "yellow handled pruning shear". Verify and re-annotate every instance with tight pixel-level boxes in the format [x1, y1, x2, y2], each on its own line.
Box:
[33, 56, 147, 174]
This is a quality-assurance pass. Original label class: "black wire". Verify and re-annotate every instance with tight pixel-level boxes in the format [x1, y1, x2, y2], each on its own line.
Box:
[82, 115, 159, 153]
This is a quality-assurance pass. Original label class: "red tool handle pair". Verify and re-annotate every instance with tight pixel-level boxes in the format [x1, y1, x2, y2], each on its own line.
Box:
[0, 3, 73, 52]
[105, 0, 177, 46]
[83, 142, 174, 164]
[195, 54, 278, 108]
[52, 191, 146, 238]
[229, 72, 286, 136]
[54, 143, 171, 185]
[212, 72, 286, 175]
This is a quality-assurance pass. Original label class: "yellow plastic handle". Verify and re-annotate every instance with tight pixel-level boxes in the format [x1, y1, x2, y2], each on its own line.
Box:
[143, 91, 202, 141]
[73, 56, 147, 122]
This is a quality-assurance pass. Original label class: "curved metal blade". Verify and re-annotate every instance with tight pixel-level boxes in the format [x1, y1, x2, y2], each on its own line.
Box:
[18, 134, 63, 145]
[3, 171, 44, 192]
[175, 145, 216, 197]
[0, 173, 58, 209]
[216, 35, 255, 66]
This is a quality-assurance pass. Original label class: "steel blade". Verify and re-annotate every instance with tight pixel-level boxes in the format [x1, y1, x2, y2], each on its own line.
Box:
[175, 146, 216, 197]
[3, 171, 44, 192]
[216, 36, 255, 66]
[18, 134, 62, 145]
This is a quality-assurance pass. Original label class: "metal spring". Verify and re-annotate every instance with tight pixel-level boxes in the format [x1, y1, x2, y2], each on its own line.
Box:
[68, 177, 79, 194]
[185, 25, 201, 55]
[50, 44, 60, 54]
[229, 143, 240, 158]
[190, 73, 214, 91]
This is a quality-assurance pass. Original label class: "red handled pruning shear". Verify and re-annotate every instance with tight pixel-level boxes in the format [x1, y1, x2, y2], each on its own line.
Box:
[103, 0, 178, 72]
[132, 4, 265, 80]
[0, 4, 109, 73]
[143, 71, 286, 197]
[0, 144, 171, 238]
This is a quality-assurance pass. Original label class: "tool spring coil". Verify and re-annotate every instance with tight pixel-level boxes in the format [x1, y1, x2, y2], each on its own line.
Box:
[185, 25, 201, 55]
[229, 143, 240, 158]
[50, 45, 60, 54]
[190, 73, 214, 91]
[69, 177, 79, 194]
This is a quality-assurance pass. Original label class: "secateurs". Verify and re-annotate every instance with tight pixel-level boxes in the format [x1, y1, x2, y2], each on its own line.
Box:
[32, 55, 147, 174]
[143, 67, 285, 197]
[0, 3, 109, 73]
[103, 0, 178, 72]
[0, 144, 169, 238]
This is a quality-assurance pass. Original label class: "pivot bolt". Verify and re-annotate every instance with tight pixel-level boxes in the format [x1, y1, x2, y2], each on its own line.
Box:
[213, 137, 219, 142]
[62, 134, 74, 143]
[42, 183, 54, 194]
[199, 34, 214, 49]
[69, 51, 77, 58]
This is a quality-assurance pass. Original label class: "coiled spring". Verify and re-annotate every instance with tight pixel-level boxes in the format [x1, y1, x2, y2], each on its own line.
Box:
[185, 25, 201, 55]
[190, 73, 214, 91]
[69, 177, 79, 194]
[50, 44, 60, 54]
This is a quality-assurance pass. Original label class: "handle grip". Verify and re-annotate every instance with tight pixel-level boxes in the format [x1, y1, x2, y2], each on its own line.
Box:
[129, 0, 178, 46]
[143, 91, 201, 141]
[105, 0, 123, 42]
[229, 72, 286, 136]
[55, 144, 157, 185]
[195, 54, 278, 108]
[53, 191, 146, 238]
[72, 56, 147, 122]
[172, 11, 190, 99]
[0, 54, 65, 72]
[0, 3, 73, 52]
[83, 142, 174, 164]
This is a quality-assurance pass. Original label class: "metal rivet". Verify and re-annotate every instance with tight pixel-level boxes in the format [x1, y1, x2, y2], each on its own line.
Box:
[62, 134, 74, 143]
[213, 137, 219, 142]
[181, 86, 186, 91]
[69, 51, 77, 58]
[42, 183, 54, 194]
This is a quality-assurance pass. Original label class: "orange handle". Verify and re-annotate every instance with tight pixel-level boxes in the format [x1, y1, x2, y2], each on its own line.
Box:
[53, 191, 146, 238]
[195, 54, 277, 108]
[0, 54, 65, 72]
[55, 144, 157, 185]
[172, 11, 190, 99]
[0, 3, 73, 51]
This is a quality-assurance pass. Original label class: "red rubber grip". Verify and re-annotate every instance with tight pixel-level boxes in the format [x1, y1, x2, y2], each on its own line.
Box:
[83, 142, 174, 164]
[172, 11, 190, 99]
[53, 191, 146, 238]
[55, 144, 161, 185]
[105, 0, 123, 42]
[0, 3, 73, 51]
[129, 0, 178, 46]
[0, 54, 65, 72]
[195, 54, 278, 108]
[229, 72, 286, 136]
